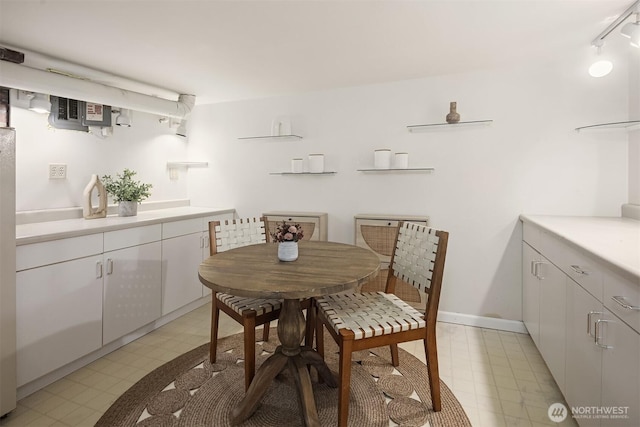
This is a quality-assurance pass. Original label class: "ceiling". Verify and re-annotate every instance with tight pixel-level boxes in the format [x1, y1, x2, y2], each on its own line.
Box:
[0, 0, 633, 105]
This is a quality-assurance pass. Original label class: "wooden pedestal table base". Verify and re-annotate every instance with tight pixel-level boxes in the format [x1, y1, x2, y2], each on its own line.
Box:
[230, 299, 337, 427]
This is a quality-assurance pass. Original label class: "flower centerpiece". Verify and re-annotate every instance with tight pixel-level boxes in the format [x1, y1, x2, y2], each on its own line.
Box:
[101, 168, 152, 217]
[271, 221, 304, 261]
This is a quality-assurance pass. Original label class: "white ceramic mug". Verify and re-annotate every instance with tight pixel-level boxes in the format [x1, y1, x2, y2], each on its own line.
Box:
[395, 152, 409, 169]
[374, 149, 391, 169]
[291, 158, 303, 173]
[308, 154, 324, 173]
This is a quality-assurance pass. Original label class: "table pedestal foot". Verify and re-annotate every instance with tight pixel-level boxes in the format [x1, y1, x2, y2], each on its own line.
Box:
[230, 350, 288, 424]
[300, 347, 338, 387]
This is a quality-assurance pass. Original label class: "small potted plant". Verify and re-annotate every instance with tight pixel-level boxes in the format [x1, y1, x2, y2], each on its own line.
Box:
[271, 220, 304, 261]
[102, 168, 152, 217]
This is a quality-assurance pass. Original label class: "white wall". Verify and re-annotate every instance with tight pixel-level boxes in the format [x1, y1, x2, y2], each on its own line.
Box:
[186, 55, 629, 322]
[12, 109, 190, 212]
[630, 48, 640, 205]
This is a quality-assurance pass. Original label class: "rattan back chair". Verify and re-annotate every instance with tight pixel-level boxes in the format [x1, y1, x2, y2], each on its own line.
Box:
[208, 217, 281, 391]
[314, 221, 449, 426]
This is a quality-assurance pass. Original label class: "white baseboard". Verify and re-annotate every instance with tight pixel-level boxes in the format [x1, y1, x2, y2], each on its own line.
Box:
[438, 311, 528, 334]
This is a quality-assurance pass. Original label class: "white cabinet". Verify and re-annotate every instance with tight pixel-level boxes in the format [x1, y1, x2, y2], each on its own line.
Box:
[565, 280, 603, 427]
[103, 241, 162, 344]
[523, 242, 541, 347]
[522, 239, 566, 391]
[263, 211, 327, 241]
[15, 234, 104, 387]
[161, 213, 235, 315]
[522, 219, 640, 427]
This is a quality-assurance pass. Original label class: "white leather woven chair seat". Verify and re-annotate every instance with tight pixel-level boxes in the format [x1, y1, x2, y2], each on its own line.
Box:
[217, 293, 282, 316]
[316, 291, 426, 340]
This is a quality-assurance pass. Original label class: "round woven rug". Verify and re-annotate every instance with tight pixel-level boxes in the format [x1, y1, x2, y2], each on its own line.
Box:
[96, 329, 471, 427]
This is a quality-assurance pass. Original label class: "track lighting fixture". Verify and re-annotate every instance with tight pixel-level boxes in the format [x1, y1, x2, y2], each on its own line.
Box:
[620, 13, 640, 47]
[589, 41, 613, 78]
[115, 108, 132, 127]
[588, 0, 640, 77]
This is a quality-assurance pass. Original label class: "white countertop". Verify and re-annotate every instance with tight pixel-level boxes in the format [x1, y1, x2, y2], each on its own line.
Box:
[17, 206, 235, 246]
[520, 214, 640, 281]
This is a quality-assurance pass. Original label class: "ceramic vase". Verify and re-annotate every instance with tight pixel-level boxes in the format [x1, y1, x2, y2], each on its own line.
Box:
[82, 174, 107, 219]
[446, 101, 460, 124]
[118, 201, 138, 217]
[278, 241, 299, 262]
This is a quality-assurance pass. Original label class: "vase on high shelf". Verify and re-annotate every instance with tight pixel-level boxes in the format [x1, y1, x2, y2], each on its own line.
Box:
[446, 101, 460, 124]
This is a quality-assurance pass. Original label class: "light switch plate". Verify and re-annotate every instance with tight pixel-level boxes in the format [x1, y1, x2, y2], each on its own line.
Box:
[49, 164, 67, 179]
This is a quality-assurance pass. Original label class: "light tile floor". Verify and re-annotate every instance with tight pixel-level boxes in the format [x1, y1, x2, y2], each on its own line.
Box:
[0, 303, 577, 427]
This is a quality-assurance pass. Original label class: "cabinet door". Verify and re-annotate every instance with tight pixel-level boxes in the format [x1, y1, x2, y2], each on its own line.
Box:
[523, 242, 541, 348]
[538, 256, 567, 392]
[103, 242, 162, 344]
[601, 308, 640, 427]
[565, 280, 603, 427]
[162, 233, 206, 315]
[16, 255, 103, 386]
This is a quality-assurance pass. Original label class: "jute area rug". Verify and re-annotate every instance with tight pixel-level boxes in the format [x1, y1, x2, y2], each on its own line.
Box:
[96, 329, 471, 427]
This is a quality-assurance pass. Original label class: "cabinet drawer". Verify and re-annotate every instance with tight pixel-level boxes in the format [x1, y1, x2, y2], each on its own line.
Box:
[104, 224, 161, 252]
[604, 269, 640, 334]
[539, 231, 603, 302]
[162, 218, 202, 239]
[16, 233, 103, 271]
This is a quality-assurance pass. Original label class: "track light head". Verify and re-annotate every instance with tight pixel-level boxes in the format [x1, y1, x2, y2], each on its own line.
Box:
[115, 109, 132, 127]
[621, 17, 640, 47]
[589, 41, 613, 78]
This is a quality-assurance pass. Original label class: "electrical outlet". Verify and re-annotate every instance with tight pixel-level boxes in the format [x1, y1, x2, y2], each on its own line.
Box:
[49, 163, 67, 179]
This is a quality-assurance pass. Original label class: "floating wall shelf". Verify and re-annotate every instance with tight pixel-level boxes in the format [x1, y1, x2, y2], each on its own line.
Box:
[407, 120, 493, 132]
[238, 134, 303, 140]
[166, 162, 208, 168]
[574, 120, 640, 132]
[270, 171, 337, 175]
[357, 167, 435, 172]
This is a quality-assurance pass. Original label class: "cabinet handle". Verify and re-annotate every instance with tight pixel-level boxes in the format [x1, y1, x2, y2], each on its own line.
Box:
[531, 261, 539, 277]
[106, 258, 113, 275]
[570, 265, 589, 276]
[200, 236, 205, 248]
[611, 296, 640, 311]
[535, 262, 547, 280]
[594, 319, 613, 349]
[204, 235, 210, 248]
[96, 261, 103, 279]
[587, 311, 602, 337]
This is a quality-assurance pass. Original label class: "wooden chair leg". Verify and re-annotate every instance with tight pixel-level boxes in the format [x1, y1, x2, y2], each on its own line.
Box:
[243, 314, 257, 391]
[304, 301, 316, 348]
[424, 332, 441, 411]
[338, 331, 354, 427]
[262, 321, 270, 342]
[390, 343, 399, 366]
[210, 299, 220, 364]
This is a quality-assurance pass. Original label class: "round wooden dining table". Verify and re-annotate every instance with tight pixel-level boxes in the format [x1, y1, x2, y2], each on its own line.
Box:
[198, 240, 380, 427]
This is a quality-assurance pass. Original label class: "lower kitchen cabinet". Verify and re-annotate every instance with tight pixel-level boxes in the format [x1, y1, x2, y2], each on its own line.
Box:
[161, 232, 204, 315]
[103, 241, 162, 344]
[565, 280, 603, 427]
[522, 217, 640, 427]
[16, 255, 103, 386]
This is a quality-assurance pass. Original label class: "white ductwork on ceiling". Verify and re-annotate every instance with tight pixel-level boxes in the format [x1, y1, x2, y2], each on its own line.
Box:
[0, 44, 195, 120]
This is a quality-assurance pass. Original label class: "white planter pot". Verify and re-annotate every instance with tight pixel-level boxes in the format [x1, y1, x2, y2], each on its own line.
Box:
[278, 241, 299, 262]
[118, 201, 138, 217]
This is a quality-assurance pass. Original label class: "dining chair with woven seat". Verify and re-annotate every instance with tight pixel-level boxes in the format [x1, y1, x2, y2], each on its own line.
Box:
[314, 221, 449, 426]
[208, 217, 282, 391]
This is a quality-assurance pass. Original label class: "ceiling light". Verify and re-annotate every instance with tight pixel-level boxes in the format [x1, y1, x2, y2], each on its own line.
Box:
[28, 93, 51, 113]
[115, 109, 132, 127]
[589, 41, 613, 78]
[620, 14, 640, 47]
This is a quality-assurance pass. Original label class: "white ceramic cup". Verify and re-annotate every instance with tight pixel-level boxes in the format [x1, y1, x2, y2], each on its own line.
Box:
[374, 149, 391, 169]
[308, 154, 324, 173]
[291, 158, 303, 173]
[395, 152, 409, 169]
